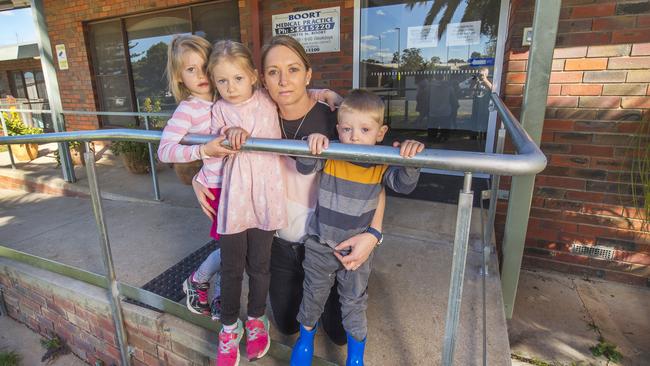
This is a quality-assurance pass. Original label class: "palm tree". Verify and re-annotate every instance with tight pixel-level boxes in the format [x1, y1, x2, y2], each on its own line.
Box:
[405, 0, 499, 40]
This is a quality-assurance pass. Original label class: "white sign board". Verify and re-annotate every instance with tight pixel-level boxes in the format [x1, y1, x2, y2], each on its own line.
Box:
[407, 25, 439, 48]
[55, 44, 68, 70]
[272, 7, 340, 53]
[446, 21, 481, 46]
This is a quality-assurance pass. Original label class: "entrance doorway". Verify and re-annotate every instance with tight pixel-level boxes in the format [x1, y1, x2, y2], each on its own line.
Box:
[355, 0, 509, 201]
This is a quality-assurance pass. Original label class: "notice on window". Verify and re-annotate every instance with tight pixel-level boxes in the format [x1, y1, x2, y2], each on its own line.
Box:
[55, 44, 68, 70]
[407, 25, 439, 48]
[446, 21, 481, 46]
[272, 7, 340, 53]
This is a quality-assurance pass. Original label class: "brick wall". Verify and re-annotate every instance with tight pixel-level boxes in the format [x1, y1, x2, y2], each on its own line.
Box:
[0, 259, 219, 366]
[42, 0, 254, 131]
[498, 0, 650, 286]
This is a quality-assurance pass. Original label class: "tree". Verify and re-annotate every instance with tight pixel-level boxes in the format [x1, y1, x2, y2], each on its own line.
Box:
[405, 0, 500, 40]
[448, 58, 465, 64]
[430, 56, 441, 65]
[400, 48, 427, 71]
[471, 51, 482, 59]
[130, 42, 169, 106]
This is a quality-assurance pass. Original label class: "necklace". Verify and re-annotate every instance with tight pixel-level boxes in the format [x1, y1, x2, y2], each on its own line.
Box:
[280, 108, 310, 140]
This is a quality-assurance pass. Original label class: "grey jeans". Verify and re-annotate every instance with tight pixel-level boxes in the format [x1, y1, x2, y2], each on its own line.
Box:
[297, 236, 373, 341]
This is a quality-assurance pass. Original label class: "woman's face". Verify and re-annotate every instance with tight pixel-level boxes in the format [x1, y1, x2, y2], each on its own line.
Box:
[262, 45, 312, 108]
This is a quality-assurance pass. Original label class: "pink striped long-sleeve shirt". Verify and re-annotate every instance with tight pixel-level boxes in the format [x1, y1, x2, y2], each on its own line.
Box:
[157, 96, 224, 188]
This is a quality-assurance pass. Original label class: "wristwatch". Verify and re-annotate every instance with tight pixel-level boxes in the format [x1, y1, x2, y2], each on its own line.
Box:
[365, 227, 383, 246]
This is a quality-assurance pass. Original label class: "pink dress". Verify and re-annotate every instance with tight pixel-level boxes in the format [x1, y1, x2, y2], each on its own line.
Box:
[212, 89, 287, 235]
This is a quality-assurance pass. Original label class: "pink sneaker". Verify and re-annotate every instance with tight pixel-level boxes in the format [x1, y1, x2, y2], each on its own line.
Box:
[245, 315, 270, 360]
[216, 320, 243, 366]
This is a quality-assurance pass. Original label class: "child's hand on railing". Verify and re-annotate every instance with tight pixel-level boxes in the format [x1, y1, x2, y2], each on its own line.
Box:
[307, 133, 329, 155]
[202, 135, 236, 158]
[225, 127, 249, 150]
[393, 139, 425, 158]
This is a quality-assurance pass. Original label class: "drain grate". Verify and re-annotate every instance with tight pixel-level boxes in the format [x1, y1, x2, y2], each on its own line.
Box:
[125, 240, 219, 311]
[570, 243, 614, 260]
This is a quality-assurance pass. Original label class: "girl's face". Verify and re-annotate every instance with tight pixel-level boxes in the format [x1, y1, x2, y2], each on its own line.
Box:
[262, 45, 312, 108]
[180, 50, 212, 101]
[211, 59, 257, 104]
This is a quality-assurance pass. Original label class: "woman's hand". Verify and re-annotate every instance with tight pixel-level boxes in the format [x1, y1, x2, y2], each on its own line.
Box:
[321, 90, 343, 111]
[393, 139, 425, 158]
[203, 135, 236, 157]
[307, 133, 329, 155]
[333, 232, 378, 271]
[225, 127, 250, 150]
[192, 176, 215, 219]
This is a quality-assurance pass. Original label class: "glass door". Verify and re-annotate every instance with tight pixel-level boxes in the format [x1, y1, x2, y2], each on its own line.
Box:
[357, 0, 505, 155]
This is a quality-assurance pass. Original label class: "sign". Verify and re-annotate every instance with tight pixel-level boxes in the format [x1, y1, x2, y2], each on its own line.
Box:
[272, 7, 340, 53]
[55, 44, 68, 70]
[446, 21, 481, 47]
[407, 25, 439, 48]
[469, 57, 495, 66]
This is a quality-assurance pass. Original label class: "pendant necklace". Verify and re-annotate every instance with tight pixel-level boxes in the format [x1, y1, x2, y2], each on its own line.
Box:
[280, 108, 310, 140]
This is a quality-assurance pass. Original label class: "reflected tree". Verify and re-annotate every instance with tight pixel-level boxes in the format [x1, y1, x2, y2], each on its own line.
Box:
[131, 42, 169, 107]
[405, 0, 500, 39]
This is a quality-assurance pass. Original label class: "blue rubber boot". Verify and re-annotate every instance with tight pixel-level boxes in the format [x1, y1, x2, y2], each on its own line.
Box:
[346, 333, 366, 366]
[290, 324, 317, 366]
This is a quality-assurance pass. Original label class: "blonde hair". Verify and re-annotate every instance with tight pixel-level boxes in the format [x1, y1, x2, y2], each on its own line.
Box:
[166, 35, 212, 103]
[260, 35, 311, 71]
[208, 40, 259, 95]
[338, 89, 385, 125]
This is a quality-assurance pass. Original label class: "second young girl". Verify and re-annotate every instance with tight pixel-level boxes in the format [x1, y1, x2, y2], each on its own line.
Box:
[203, 40, 285, 366]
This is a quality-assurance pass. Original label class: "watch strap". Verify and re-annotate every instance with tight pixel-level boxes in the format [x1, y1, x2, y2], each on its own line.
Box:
[365, 226, 383, 246]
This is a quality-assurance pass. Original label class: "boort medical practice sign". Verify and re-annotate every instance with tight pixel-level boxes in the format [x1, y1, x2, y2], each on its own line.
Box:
[272, 7, 340, 53]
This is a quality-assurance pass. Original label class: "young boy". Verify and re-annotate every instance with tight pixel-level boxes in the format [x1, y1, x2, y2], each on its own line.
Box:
[290, 89, 424, 366]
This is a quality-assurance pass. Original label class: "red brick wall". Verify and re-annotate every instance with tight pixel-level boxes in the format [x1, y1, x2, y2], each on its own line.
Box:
[1, 261, 221, 365]
[42, 0, 253, 131]
[498, 0, 650, 286]
[259, 1, 353, 93]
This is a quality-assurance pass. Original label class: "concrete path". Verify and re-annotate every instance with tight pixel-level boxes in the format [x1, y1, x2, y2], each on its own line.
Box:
[509, 269, 650, 366]
[0, 314, 86, 365]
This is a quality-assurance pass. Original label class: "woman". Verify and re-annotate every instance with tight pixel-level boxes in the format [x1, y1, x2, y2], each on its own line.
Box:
[193, 35, 385, 346]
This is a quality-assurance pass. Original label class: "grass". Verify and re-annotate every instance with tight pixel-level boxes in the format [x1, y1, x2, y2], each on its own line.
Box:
[590, 337, 623, 363]
[0, 350, 21, 366]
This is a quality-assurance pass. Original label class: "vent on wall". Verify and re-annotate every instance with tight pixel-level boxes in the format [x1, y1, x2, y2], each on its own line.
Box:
[570, 243, 615, 260]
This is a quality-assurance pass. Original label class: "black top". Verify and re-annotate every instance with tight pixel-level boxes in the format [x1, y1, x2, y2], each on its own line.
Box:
[279, 101, 338, 141]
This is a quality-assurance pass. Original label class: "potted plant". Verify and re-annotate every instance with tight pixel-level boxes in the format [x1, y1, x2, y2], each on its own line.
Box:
[53, 141, 96, 166]
[111, 139, 155, 174]
[2, 110, 43, 161]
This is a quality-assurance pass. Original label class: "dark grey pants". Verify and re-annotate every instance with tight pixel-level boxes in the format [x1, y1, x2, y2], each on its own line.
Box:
[297, 236, 373, 341]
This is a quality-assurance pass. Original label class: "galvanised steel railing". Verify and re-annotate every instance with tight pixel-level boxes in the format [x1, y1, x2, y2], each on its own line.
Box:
[0, 93, 546, 365]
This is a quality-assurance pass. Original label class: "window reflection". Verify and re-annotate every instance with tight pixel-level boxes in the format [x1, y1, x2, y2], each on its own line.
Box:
[360, 0, 499, 152]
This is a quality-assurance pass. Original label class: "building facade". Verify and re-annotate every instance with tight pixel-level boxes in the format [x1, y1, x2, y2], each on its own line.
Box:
[38, 0, 649, 285]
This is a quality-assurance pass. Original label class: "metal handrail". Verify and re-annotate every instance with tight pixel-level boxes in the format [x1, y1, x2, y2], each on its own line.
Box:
[0, 94, 546, 365]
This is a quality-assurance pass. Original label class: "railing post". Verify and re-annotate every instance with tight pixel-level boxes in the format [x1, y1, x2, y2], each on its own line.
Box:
[84, 142, 130, 365]
[501, 0, 561, 319]
[143, 116, 161, 201]
[485, 127, 506, 248]
[0, 112, 16, 169]
[441, 172, 474, 366]
[30, 0, 76, 183]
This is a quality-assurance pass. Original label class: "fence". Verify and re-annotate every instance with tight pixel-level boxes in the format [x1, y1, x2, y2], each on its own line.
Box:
[0, 93, 546, 365]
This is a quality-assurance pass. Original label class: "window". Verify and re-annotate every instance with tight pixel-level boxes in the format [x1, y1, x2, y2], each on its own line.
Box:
[11, 71, 26, 99]
[359, 0, 501, 152]
[87, 1, 241, 127]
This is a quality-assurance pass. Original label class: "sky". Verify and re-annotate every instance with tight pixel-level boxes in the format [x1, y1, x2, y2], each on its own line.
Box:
[0, 8, 38, 46]
[361, 1, 496, 64]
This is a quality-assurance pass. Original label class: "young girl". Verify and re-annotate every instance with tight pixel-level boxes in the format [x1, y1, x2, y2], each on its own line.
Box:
[197, 40, 283, 366]
[157, 35, 232, 319]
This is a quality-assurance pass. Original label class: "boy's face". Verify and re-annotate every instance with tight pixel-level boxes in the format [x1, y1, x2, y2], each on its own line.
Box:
[336, 110, 388, 146]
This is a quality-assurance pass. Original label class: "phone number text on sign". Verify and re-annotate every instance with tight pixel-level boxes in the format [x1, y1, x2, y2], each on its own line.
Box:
[272, 7, 340, 54]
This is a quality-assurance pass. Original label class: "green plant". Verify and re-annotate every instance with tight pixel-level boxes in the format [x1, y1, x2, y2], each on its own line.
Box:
[0, 350, 21, 366]
[40, 334, 68, 363]
[590, 337, 622, 363]
[53, 141, 83, 167]
[142, 97, 165, 129]
[110, 125, 157, 173]
[2, 111, 42, 136]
